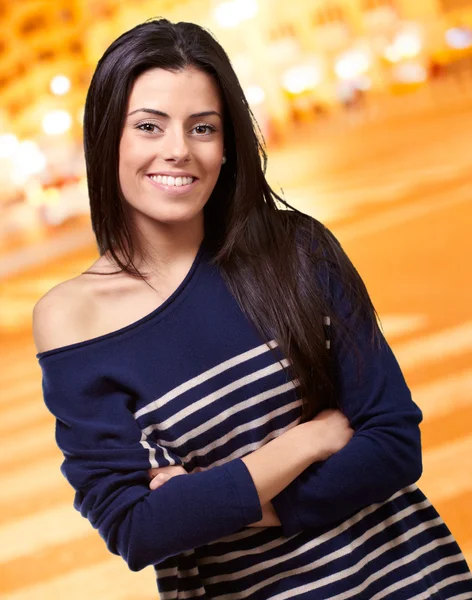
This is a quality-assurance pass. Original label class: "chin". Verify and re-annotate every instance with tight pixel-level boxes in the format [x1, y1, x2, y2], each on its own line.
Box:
[144, 205, 205, 226]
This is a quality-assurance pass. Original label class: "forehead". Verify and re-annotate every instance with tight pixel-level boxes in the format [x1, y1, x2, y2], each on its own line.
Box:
[127, 67, 222, 114]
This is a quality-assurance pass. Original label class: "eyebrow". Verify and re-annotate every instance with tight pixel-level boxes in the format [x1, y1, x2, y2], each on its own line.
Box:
[127, 108, 222, 119]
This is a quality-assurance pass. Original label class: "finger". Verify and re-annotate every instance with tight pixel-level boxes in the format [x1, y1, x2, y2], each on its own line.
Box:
[150, 473, 170, 490]
[150, 475, 167, 491]
[149, 466, 187, 478]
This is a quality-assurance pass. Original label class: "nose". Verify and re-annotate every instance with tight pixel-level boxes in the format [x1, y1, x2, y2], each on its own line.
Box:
[162, 126, 190, 164]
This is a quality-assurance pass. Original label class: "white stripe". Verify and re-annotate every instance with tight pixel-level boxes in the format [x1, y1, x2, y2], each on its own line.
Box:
[154, 552, 197, 579]
[329, 535, 458, 600]
[193, 417, 300, 472]
[160, 589, 206, 600]
[393, 321, 472, 372]
[200, 486, 415, 565]
[249, 530, 455, 600]
[206, 500, 436, 587]
[204, 529, 287, 561]
[156, 566, 178, 578]
[461, 542, 472, 571]
[409, 573, 472, 600]
[372, 555, 471, 600]
[134, 341, 278, 419]
[206, 527, 264, 547]
[148, 359, 291, 433]
[0, 463, 408, 563]
[138, 432, 170, 469]
[182, 399, 302, 466]
[157, 380, 300, 450]
[158, 565, 199, 580]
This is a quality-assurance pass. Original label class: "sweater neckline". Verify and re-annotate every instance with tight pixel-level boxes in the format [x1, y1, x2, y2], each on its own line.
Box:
[36, 240, 207, 362]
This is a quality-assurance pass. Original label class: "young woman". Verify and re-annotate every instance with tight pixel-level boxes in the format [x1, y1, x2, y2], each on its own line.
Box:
[33, 18, 471, 599]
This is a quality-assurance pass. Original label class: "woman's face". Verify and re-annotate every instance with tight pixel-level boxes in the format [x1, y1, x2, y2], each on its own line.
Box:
[119, 67, 225, 229]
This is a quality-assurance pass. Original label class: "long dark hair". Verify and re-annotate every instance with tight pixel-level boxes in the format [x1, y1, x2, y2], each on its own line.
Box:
[83, 18, 381, 420]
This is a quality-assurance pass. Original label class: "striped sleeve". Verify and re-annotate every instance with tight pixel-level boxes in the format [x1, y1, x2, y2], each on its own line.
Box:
[272, 259, 423, 537]
[40, 355, 262, 571]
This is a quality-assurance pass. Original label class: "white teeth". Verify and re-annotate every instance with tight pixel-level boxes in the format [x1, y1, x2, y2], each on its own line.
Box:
[149, 175, 195, 186]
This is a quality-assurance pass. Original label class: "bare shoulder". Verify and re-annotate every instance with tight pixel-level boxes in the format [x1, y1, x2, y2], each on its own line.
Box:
[32, 276, 93, 354]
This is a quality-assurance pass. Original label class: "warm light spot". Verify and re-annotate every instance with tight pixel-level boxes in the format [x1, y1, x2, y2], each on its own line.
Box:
[11, 141, 47, 185]
[0, 134, 19, 158]
[282, 65, 322, 94]
[42, 110, 72, 135]
[214, 0, 258, 28]
[245, 85, 266, 106]
[50, 75, 71, 95]
[24, 179, 44, 206]
[335, 49, 371, 80]
[446, 27, 472, 50]
[392, 62, 427, 83]
[385, 28, 422, 63]
[44, 187, 61, 206]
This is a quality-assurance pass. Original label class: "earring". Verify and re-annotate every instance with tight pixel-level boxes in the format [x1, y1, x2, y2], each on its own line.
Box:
[221, 156, 227, 165]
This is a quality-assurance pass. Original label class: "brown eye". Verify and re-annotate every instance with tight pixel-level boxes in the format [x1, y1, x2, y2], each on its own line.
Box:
[192, 124, 216, 135]
[137, 122, 160, 134]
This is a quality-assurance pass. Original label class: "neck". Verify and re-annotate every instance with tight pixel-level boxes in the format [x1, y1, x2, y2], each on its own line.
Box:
[107, 213, 205, 276]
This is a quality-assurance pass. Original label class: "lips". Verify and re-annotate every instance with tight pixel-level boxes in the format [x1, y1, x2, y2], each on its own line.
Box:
[146, 174, 199, 195]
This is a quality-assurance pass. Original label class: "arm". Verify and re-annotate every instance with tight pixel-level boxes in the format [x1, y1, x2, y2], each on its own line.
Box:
[272, 259, 423, 537]
[249, 502, 281, 527]
[41, 354, 319, 570]
[149, 409, 354, 527]
[38, 306, 352, 573]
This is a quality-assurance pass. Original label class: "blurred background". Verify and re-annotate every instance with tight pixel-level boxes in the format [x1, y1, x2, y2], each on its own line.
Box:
[0, 0, 471, 598]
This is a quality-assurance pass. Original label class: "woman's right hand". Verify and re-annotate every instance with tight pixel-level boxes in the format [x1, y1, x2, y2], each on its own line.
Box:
[307, 409, 354, 462]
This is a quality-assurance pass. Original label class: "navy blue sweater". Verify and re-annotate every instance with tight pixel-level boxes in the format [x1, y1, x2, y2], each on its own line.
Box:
[38, 238, 472, 599]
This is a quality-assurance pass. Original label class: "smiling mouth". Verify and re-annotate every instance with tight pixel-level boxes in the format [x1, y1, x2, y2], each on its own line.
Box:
[147, 174, 197, 187]
[146, 174, 199, 195]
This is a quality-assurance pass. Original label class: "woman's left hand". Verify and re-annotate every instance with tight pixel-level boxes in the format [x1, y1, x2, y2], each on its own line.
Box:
[148, 465, 188, 490]
[248, 502, 281, 527]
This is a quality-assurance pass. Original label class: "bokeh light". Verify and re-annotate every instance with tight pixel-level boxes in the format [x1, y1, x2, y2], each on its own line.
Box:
[50, 75, 71, 95]
[392, 62, 428, 83]
[335, 49, 371, 80]
[0, 133, 19, 158]
[384, 28, 423, 63]
[445, 27, 472, 50]
[214, 0, 258, 28]
[42, 110, 73, 135]
[10, 140, 47, 185]
[282, 64, 322, 94]
[244, 85, 266, 106]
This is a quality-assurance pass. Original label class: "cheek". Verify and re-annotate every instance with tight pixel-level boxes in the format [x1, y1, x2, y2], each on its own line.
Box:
[119, 140, 147, 181]
[201, 148, 224, 177]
